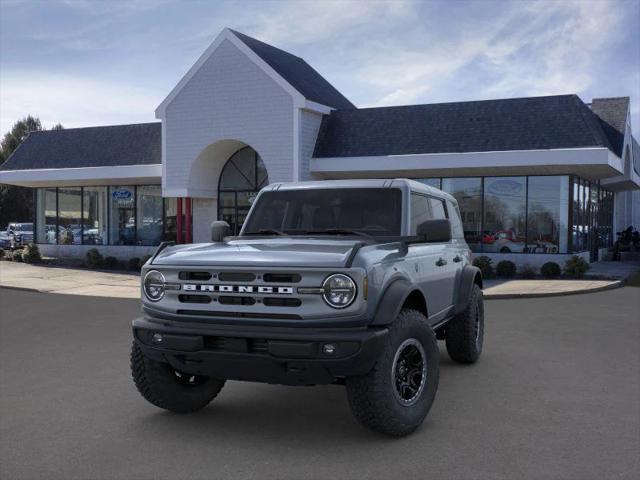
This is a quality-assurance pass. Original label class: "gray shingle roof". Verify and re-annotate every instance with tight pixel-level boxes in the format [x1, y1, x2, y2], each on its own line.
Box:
[1, 122, 161, 171]
[590, 97, 629, 157]
[313, 94, 617, 158]
[230, 29, 355, 110]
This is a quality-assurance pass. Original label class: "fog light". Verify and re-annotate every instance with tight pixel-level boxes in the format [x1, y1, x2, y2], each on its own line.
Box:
[323, 343, 336, 354]
[152, 333, 163, 344]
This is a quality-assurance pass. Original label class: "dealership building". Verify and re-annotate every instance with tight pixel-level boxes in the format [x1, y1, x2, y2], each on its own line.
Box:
[1, 28, 639, 266]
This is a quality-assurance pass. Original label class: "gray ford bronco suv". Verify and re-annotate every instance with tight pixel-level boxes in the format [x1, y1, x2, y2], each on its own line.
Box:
[131, 179, 484, 436]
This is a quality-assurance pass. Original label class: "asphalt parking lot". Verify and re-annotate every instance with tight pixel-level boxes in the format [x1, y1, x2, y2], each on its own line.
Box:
[1, 286, 638, 480]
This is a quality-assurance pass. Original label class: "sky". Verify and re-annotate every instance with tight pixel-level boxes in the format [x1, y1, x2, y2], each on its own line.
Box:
[1, 0, 639, 135]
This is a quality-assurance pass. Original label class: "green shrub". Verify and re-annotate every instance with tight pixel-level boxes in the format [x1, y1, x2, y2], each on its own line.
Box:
[472, 256, 494, 278]
[519, 264, 537, 279]
[541, 262, 561, 278]
[12, 251, 24, 262]
[103, 256, 118, 269]
[85, 248, 103, 268]
[139, 255, 152, 269]
[564, 255, 590, 278]
[496, 260, 516, 278]
[0, 248, 5, 259]
[128, 257, 141, 271]
[21, 243, 42, 264]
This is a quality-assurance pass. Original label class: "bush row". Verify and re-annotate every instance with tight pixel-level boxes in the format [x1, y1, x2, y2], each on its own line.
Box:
[472, 255, 590, 279]
[84, 248, 151, 271]
[0, 244, 43, 264]
[0, 245, 152, 271]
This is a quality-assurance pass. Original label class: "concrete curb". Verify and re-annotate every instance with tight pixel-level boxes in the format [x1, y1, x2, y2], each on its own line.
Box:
[0, 285, 41, 294]
[484, 279, 624, 300]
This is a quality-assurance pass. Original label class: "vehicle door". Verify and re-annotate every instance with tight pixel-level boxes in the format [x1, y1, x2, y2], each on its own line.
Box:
[406, 193, 450, 321]
[442, 199, 467, 307]
[426, 197, 459, 315]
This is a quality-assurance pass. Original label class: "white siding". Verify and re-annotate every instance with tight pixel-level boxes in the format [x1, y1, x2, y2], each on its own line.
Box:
[163, 39, 294, 197]
[299, 110, 323, 181]
[192, 198, 217, 243]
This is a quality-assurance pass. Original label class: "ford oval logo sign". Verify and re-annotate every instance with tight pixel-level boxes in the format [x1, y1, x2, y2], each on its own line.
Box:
[112, 189, 133, 200]
[488, 180, 523, 195]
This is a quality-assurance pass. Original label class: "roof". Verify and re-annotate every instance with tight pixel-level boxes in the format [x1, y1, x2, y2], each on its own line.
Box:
[1, 123, 161, 171]
[590, 97, 629, 156]
[313, 94, 617, 158]
[229, 29, 355, 110]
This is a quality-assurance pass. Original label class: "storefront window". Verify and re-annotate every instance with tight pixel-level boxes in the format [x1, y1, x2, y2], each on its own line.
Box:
[136, 186, 163, 245]
[36, 188, 57, 244]
[572, 178, 582, 252]
[416, 178, 441, 189]
[442, 178, 482, 251]
[83, 187, 107, 245]
[526, 176, 569, 254]
[163, 197, 177, 242]
[109, 186, 136, 245]
[590, 183, 599, 256]
[482, 177, 526, 253]
[217, 146, 268, 235]
[57, 188, 82, 245]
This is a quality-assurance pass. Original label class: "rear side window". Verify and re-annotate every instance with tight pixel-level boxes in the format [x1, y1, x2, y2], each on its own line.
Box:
[410, 193, 432, 235]
[446, 200, 464, 238]
[429, 198, 447, 219]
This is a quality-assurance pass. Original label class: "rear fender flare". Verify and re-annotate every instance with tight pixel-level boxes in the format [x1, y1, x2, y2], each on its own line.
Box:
[454, 265, 483, 315]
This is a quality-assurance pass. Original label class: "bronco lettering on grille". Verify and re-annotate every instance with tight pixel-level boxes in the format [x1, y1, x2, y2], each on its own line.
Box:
[182, 284, 293, 294]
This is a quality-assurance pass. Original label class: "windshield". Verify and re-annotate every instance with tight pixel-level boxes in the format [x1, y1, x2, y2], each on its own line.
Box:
[242, 188, 402, 237]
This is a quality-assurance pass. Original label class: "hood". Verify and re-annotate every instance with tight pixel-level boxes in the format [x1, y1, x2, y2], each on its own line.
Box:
[152, 238, 363, 268]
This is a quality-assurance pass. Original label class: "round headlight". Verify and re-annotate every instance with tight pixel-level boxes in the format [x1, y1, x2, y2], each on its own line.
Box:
[143, 270, 166, 302]
[322, 274, 356, 309]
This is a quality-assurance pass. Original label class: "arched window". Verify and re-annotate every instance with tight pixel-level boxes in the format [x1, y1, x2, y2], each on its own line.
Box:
[218, 146, 268, 234]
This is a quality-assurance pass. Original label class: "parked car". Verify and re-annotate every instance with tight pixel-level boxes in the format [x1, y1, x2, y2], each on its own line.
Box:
[483, 229, 526, 253]
[0, 230, 11, 249]
[6, 222, 34, 249]
[130, 179, 484, 436]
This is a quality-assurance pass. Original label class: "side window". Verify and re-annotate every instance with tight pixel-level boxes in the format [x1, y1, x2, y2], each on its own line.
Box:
[429, 198, 447, 219]
[410, 193, 432, 234]
[446, 200, 464, 238]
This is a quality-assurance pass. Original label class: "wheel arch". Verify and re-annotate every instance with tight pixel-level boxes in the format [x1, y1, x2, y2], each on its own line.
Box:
[371, 278, 428, 325]
[454, 265, 482, 315]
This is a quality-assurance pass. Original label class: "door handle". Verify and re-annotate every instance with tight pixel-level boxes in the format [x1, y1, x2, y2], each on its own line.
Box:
[453, 255, 462, 263]
[436, 257, 447, 267]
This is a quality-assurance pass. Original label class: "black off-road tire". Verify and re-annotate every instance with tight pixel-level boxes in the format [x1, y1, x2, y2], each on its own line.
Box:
[345, 309, 439, 436]
[131, 342, 225, 413]
[445, 284, 484, 364]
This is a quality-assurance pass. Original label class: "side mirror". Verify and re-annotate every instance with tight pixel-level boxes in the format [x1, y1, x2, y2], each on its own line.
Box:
[416, 219, 451, 243]
[211, 221, 231, 242]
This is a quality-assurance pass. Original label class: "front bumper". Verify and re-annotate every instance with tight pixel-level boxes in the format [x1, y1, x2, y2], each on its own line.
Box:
[132, 316, 388, 386]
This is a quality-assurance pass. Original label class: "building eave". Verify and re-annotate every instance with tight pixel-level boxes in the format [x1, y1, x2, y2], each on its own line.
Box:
[311, 147, 628, 183]
[0, 164, 162, 188]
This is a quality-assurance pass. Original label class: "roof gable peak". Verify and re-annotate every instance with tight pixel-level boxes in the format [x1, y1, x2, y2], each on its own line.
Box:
[156, 28, 354, 117]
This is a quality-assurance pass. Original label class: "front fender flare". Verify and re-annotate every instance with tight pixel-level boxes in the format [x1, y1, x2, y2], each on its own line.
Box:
[371, 278, 416, 326]
[454, 265, 482, 315]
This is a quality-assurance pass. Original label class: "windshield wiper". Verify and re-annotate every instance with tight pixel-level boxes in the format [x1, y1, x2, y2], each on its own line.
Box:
[244, 229, 288, 236]
[306, 228, 374, 239]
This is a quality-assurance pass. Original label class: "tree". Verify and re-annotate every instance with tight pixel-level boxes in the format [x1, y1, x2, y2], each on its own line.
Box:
[0, 116, 63, 229]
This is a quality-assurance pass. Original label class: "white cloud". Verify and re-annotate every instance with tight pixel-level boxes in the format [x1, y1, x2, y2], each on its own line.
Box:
[251, 0, 412, 46]
[348, 0, 626, 107]
[0, 72, 161, 133]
